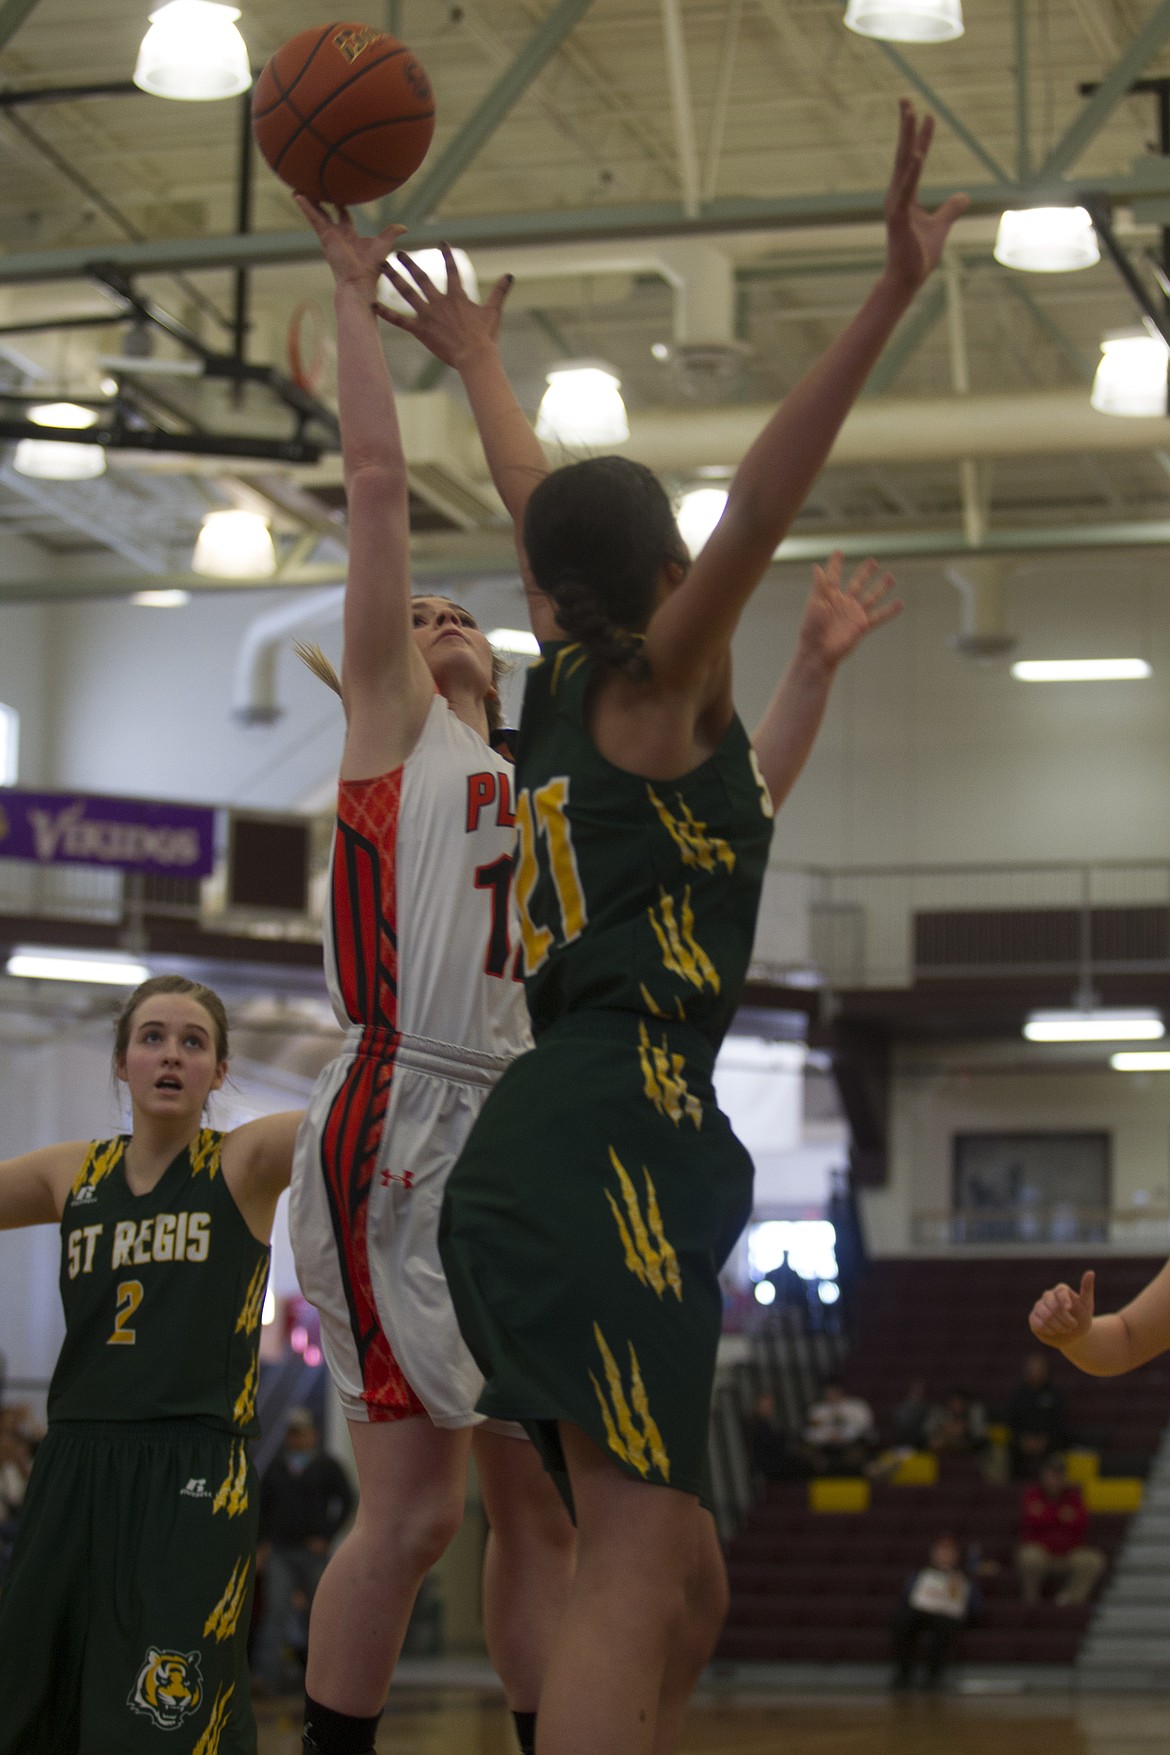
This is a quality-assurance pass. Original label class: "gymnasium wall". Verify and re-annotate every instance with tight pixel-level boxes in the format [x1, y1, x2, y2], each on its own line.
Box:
[862, 1046, 1170, 1256]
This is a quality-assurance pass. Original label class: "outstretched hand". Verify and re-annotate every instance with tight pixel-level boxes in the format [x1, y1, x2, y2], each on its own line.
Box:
[1029, 1270, 1096, 1349]
[883, 98, 970, 295]
[294, 193, 406, 293]
[376, 244, 514, 370]
[796, 553, 902, 671]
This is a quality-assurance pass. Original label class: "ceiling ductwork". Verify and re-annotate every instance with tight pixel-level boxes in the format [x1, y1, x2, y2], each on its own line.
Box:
[232, 588, 344, 726]
[945, 558, 1018, 660]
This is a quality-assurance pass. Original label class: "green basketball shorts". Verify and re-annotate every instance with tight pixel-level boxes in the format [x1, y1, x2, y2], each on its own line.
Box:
[440, 1010, 754, 1512]
[0, 1420, 258, 1755]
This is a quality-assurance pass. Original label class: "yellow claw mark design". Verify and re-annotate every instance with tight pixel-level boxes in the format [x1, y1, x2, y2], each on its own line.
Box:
[647, 887, 721, 995]
[627, 1343, 671, 1481]
[232, 1354, 258, 1428]
[609, 1147, 664, 1297]
[639, 982, 669, 1018]
[590, 1324, 671, 1483]
[589, 1369, 630, 1466]
[193, 1684, 234, 1755]
[71, 1136, 125, 1198]
[604, 1189, 646, 1287]
[593, 1323, 648, 1477]
[550, 643, 584, 694]
[235, 1258, 268, 1336]
[193, 1684, 235, 1755]
[641, 1170, 683, 1302]
[188, 1129, 221, 1181]
[637, 1022, 703, 1131]
[646, 786, 736, 875]
[212, 1441, 249, 1518]
[204, 1559, 250, 1643]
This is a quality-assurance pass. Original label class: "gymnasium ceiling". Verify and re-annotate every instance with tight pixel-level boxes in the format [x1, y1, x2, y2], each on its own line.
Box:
[2, 0, 1170, 595]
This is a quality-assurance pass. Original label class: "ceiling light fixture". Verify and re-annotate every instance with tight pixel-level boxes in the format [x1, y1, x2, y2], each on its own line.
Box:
[1112, 1050, 1170, 1071]
[377, 248, 479, 314]
[1011, 658, 1151, 681]
[7, 947, 151, 985]
[676, 486, 728, 558]
[488, 628, 540, 656]
[28, 401, 100, 429]
[192, 510, 277, 579]
[993, 207, 1100, 273]
[133, 1, 252, 102]
[132, 590, 191, 608]
[1024, 1009, 1164, 1043]
[12, 439, 106, 481]
[535, 361, 629, 448]
[843, 0, 963, 42]
[1091, 331, 1170, 417]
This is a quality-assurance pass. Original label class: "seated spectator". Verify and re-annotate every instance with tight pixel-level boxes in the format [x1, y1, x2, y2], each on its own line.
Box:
[924, 1388, 988, 1457]
[745, 1391, 812, 1483]
[891, 1379, 932, 1450]
[804, 1378, 876, 1474]
[891, 1534, 982, 1692]
[1017, 1456, 1106, 1604]
[253, 1408, 354, 1695]
[1007, 1353, 1068, 1481]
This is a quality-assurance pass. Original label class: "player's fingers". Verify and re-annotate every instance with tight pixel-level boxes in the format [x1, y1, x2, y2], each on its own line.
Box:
[486, 272, 515, 314]
[437, 242, 466, 296]
[377, 221, 408, 248]
[867, 600, 904, 630]
[372, 302, 416, 332]
[383, 264, 425, 311]
[293, 192, 331, 236]
[396, 250, 439, 296]
[860, 570, 896, 608]
[845, 557, 880, 598]
[1080, 1269, 1096, 1309]
[933, 192, 972, 229]
[822, 549, 845, 588]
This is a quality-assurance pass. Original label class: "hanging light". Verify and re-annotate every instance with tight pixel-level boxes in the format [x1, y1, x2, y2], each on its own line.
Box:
[488, 628, 540, 656]
[1011, 658, 1150, 681]
[1091, 331, 1170, 417]
[192, 510, 276, 578]
[13, 439, 106, 480]
[133, 2, 252, 102]
[1023, 1009, 1164, 1043]
[843, 0, 963, 43]
[676, 487, 728, 558]
[377, 248, 480, 314]
[993, 207, 1100, 273]
[535, 361, 629, 448]
[132, 590, 191, 607]
[28, 401, 100, 429]
[7, 946, 151, 985]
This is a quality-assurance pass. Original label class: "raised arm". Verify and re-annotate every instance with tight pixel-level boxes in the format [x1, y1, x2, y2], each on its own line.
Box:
[295, 197, 434, 777]
[645, 102, 967, 695]
[1030, 1264, 1170, 1377]
[222, 1110, 304, 1245]
[752, 554, 901, 810]
[377, 247, 560, 643]
[0, 1142, 87, 1230]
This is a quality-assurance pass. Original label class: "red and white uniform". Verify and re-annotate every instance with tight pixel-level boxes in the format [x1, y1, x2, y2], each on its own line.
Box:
[290, 695, 529, 1425]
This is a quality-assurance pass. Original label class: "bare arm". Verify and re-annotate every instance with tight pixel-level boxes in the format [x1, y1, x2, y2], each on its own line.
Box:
[0, 1142, 87, 1229]
[645, 103, 967, 696]
[378, 248, 560, 644]
[752, 555, 901, 810]
[1029, 1264, 1170, 1376]
[222, 1110, 304, 1245]
[296, 198, 433, 775]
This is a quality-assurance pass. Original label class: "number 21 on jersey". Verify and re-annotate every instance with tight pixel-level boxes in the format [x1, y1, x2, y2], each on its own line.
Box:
[514, 778, 588, 975]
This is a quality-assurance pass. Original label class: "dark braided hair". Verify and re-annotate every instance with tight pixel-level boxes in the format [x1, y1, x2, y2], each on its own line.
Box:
[523, 457, 686, 676]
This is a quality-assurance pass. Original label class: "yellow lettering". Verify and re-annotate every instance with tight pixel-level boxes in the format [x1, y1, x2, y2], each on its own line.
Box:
[176, 1212, 189, 1258]
[132, 1218, 154, 1264]
[514, 791, 554, 975]
[81, 1224, 102, 1274]
[153, 1212, 176, 1262]
[185, 1213, 210, 1263]
[67, 1231, 81, 1280]
[111, 1219, 136, 1270]
[534, 778, 587, 943]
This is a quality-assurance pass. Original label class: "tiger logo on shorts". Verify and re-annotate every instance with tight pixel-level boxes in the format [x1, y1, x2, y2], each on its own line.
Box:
[128, 1647, 204, 1728]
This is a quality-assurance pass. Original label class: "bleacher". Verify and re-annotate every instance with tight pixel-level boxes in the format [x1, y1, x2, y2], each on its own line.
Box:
[718, 1256, 1170, 1668]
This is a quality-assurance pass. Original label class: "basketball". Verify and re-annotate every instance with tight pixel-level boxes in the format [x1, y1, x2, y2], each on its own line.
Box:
[252, 22, 435, 207]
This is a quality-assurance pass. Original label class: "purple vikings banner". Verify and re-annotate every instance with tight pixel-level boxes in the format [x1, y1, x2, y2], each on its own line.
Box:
[0, 789, 217, 879]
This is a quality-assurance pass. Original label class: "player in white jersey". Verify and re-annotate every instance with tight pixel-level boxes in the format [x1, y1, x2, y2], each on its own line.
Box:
[288, 197, 573, 1755]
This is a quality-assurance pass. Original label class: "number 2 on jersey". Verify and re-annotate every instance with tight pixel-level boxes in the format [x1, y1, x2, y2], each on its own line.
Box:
[108, 1278, 143, 1346]
[514, 778, 588, 975]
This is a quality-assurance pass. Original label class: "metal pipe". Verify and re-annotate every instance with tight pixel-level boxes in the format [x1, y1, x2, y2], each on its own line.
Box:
[1086, 200, 1170, 348]
[0, 79, 140, 105]
[232, 87, 255, 403]
[660, 0, 701, 220]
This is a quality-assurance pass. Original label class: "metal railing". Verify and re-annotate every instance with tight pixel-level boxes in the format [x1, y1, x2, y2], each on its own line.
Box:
[912, 1203, 1170, 1250]
[750, 859, 1170, 991]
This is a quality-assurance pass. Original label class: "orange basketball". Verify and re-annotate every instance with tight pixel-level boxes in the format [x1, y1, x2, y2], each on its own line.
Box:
[252, 22, 435, 207]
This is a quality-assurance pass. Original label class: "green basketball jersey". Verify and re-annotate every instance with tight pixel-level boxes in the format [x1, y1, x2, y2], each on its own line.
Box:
[513, 641, 774, 1049]
[50, 1129, 270, 1436]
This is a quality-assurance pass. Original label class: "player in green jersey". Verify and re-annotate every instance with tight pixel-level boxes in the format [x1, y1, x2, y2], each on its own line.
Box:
[379, 102, 965, 1755]
[0, 975, 302, 1755]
